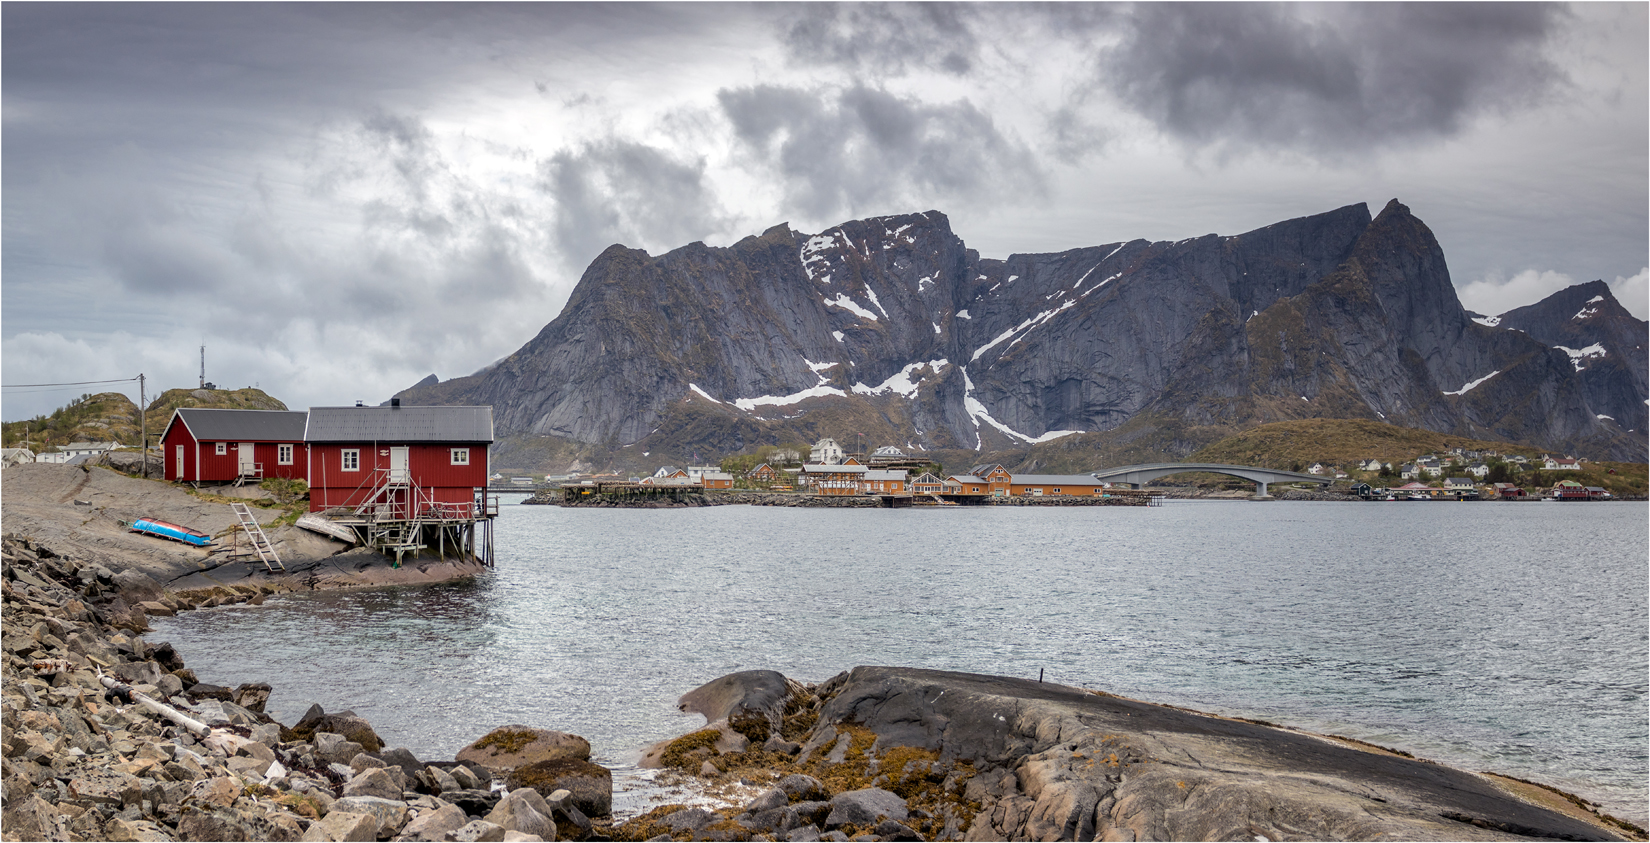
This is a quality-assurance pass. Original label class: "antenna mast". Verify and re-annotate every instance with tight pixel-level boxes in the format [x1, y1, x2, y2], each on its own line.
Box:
[199, 345, 205, 389]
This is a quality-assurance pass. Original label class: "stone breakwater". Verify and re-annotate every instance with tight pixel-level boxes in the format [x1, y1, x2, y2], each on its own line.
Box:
[529, 491, 1150, 509]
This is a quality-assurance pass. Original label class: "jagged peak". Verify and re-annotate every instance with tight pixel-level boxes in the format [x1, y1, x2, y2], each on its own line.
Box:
[1500, 278, 1641, 325]
[1376, 198, 1410, 220]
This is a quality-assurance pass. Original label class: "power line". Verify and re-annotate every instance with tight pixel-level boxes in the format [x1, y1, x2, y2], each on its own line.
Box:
[2, 376, 141, 389]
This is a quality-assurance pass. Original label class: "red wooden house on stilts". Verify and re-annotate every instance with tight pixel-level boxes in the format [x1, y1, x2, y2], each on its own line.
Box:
[304, 401, 497, 565]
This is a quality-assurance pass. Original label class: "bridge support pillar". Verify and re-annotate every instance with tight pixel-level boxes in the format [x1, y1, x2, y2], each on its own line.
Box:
[1253, 481, 1272, 500]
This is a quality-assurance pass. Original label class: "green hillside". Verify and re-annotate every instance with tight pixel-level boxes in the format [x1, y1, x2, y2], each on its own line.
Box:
[2, 392, 141, 451]
[4, 387, 287, 453]
[1185, 418, 1545, 470]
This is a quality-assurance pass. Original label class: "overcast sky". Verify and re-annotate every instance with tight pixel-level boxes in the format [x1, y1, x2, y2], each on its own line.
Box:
[4, 2, 1646, 422]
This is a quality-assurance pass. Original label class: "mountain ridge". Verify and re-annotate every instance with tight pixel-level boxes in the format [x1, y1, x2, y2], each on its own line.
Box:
[397, 201, 1646, 472]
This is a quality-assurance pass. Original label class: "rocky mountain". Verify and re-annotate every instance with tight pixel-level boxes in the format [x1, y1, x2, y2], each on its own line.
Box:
[1481, 279, 1648, 435]
[398, 200, 1646, 469]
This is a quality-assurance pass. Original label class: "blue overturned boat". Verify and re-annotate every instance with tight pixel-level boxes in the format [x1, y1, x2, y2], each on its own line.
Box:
[126, 517, 214, 547]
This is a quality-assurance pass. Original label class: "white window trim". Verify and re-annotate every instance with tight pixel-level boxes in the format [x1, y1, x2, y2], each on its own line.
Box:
[451, 447, 470, 466]
[342, 449, 360, 472]
[278, 444, 294, 466]
[215, 442, 227, 456]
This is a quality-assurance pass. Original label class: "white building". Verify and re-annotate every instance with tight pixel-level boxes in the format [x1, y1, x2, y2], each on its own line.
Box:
[809, 438, 844, 465]
[61, 441, 120, 457]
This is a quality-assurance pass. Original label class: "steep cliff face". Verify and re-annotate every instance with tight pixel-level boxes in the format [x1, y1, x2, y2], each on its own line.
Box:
[1486, 279, 1648, 435]
[397, 202, 1646, 464]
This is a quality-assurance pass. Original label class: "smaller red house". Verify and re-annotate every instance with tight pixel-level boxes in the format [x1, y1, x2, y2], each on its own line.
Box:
[305, 404, 493, 517]
[161, 409, 308, 484]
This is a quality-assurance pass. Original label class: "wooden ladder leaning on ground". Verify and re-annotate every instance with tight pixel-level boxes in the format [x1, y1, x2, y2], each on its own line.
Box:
[228, 502, 285, 573]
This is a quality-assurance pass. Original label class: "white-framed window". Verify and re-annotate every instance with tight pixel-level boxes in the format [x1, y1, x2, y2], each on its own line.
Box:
[451, 447, 470, 466]
[215, 442, 227, 456]
[1052, 488, 1062, 494]
[341, 449, 360, 471]
[278, 444, 294, 465]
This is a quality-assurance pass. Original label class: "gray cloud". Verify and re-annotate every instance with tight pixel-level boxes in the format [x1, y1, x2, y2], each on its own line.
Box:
[1095, 3, 1568, 156]
[782, 3, 983, 77]
[540, 139, 730, 270]
[718, 83, 1043, 221]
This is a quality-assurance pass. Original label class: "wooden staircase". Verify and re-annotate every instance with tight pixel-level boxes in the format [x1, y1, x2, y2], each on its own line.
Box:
[229, 502, 285, 572]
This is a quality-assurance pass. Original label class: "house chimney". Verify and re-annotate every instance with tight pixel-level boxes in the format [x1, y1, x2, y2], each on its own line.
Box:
[391, 398, 401, 408]
[355, 400, 364, 407]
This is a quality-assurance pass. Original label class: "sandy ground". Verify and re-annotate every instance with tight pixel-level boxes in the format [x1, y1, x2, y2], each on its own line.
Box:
[1, 462, 486, 590]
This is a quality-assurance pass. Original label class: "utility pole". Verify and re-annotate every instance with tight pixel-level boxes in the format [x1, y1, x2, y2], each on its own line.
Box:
[139, 373, 147, 478]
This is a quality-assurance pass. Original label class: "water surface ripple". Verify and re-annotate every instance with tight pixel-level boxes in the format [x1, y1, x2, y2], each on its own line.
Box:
[150, 500, 1649, 825]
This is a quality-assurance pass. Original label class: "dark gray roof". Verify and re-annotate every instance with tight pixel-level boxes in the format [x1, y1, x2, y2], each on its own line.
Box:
[304, 406, 493, 443]
[173, 409, 309, 442]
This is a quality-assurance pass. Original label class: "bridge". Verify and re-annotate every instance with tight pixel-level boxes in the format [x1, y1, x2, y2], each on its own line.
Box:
[1091, 463, 1329, 499]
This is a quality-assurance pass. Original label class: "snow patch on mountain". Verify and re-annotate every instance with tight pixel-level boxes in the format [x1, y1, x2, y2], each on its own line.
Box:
[972, 318, 1035, 361]
[1472, 314, 1502, 327]
[825, 294, 878, 321]
[851, 359, 949, 398]
[733, 385, 847, 411]
[1443, 370, 1501, 396]
[688, 383, 722, 404]
[956, 309, 971, 319]
[864, 286, 889, 318]
[1556, 343, 1607, 371]
[1080, 273, 1122, 298]
[961, 367, 1082, 445]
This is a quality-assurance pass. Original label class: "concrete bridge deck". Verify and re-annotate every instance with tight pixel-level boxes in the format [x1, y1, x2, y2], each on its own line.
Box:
[1092, 463, 1328, 499]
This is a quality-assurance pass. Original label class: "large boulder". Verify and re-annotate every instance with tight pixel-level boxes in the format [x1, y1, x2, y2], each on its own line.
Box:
[112, 568, 166, 606]
[298, 810, 378, 842]
[506, 757, 612, 817]
[341, 767, 401, 801]
[484, 787, 557, 840]
[824, 788, 908, 829]
[401, 803, 469, 842]
[326, 796, 410, 836]
[677, 669, 811, 740]
[288, 707, 384, 752]
[457, 726, 590, 771]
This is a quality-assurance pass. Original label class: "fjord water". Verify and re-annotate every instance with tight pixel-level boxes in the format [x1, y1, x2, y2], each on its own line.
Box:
[150, 500, 1649, 824]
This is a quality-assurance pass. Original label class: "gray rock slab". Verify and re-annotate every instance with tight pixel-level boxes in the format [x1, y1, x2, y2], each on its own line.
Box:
[812, 666, 1628, 842]
[825, 788, 908, 829]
